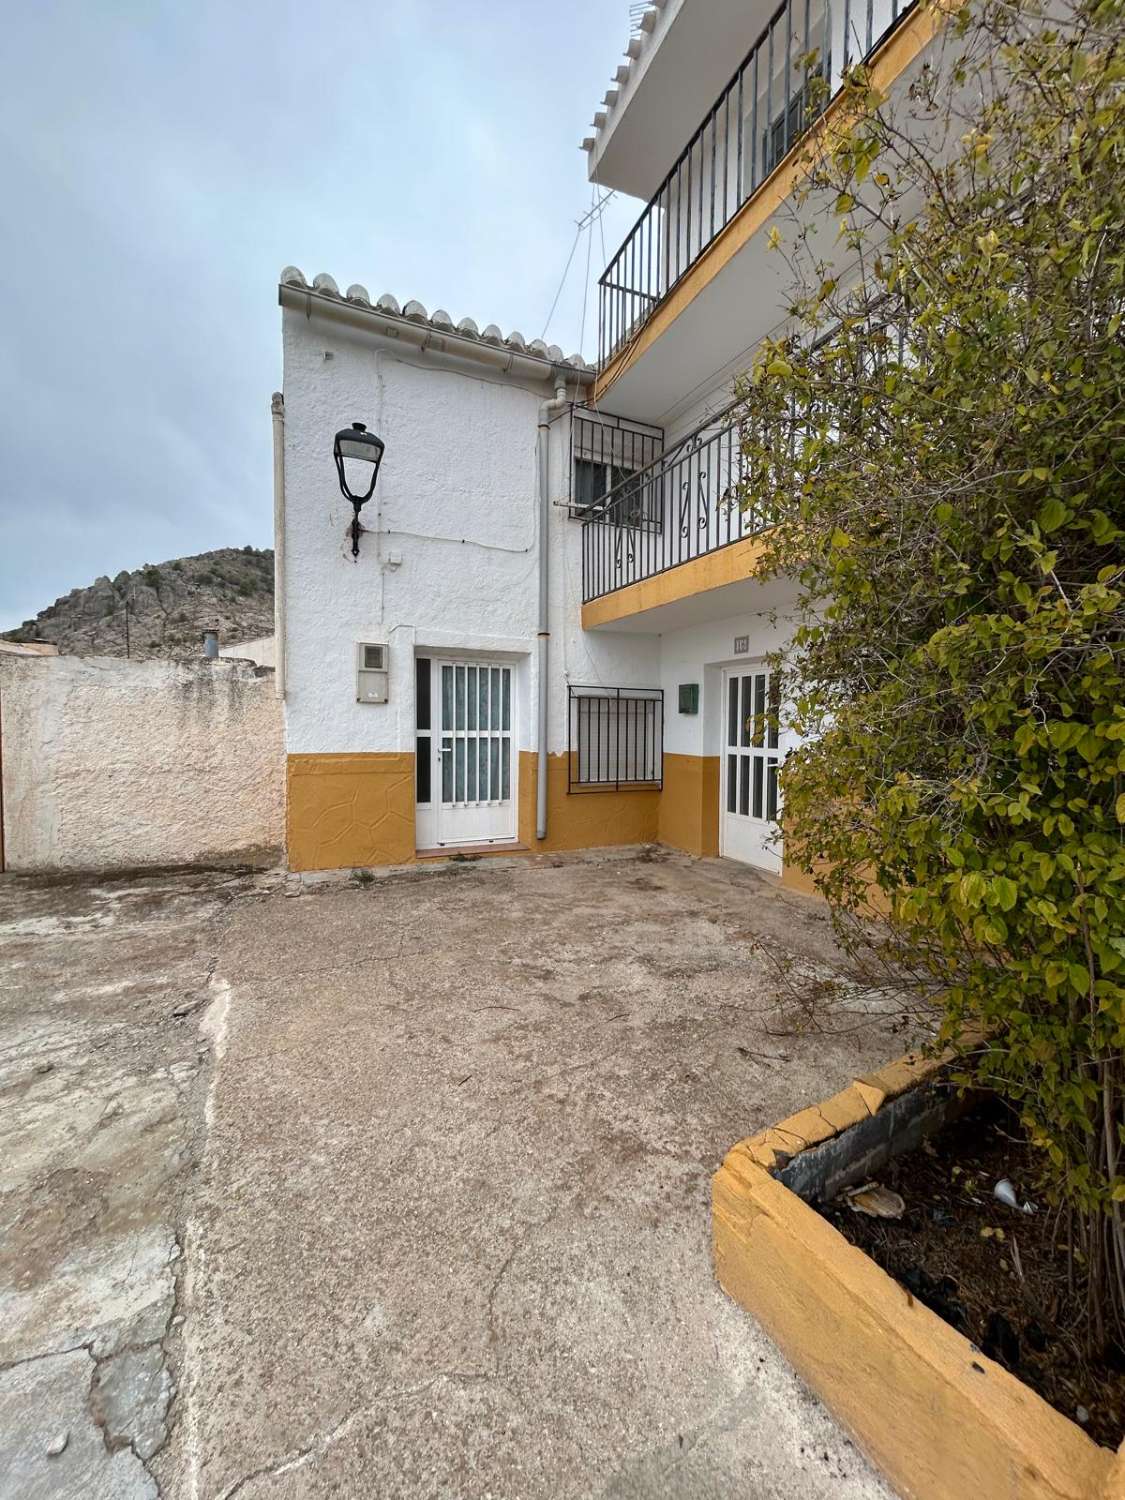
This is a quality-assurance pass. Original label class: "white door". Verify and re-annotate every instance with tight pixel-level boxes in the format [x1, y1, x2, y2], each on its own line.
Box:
[434, 660, 517, 847]
[720, 665, 783, 873]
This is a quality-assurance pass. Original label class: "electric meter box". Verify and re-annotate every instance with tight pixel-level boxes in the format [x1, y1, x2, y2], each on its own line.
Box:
[356, 642, 389, 703]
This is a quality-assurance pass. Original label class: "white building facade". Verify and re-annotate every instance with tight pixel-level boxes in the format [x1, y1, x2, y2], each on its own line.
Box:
[276, 280, 664, 870]
[276, 0, 941, 878]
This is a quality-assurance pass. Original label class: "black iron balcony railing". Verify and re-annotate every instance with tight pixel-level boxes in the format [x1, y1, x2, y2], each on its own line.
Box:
[581, 402, 773, 604]
[597, 0, 915, 369]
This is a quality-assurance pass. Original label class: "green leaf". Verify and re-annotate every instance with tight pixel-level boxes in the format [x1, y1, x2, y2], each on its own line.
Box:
[989, 877, 1019, 912]
[1038, 497, 1067, 532]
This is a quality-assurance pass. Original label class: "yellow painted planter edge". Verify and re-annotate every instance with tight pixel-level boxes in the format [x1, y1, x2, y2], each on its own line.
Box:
[713, 1045, 1125, 1499]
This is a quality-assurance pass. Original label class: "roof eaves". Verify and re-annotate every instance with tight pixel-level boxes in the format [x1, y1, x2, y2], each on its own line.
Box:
[279, 268, 594, 379]
[581, 0, 670, 162]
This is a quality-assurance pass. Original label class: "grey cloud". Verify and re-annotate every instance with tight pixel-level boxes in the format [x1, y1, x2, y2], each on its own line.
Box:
[0, 0, 639, 628]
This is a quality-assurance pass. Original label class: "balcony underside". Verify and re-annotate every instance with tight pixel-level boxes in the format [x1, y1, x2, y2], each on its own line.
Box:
[589, 0, 788, 201]
[582, 535, 792, 633]
[593, 189, 790, 427]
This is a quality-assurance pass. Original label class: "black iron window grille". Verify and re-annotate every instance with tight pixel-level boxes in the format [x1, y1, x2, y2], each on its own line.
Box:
[570, 408, 664, 521]
[567, 686, 664, 793]
[597, 0, 915, 368]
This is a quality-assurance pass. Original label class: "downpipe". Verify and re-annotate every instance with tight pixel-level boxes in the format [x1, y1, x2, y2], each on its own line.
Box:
[271, 392, 287, 699]
[536, 379, 570, 841]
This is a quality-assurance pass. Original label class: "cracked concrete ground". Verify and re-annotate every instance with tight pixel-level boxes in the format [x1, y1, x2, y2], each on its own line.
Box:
[0, 866, 272, 1498]
[1, 849, 902, 1498]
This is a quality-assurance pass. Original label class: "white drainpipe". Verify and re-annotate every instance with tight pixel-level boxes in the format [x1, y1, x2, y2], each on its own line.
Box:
[271, 391, 287, 699]
[536, 379, 570, 841]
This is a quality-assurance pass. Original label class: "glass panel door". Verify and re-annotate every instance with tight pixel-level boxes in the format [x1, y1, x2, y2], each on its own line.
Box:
[436, 659, 517, 847]
[721, 666, 783, 873]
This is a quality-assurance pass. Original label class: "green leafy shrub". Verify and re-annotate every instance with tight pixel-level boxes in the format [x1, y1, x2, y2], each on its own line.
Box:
[740, 0, 1125, 1347]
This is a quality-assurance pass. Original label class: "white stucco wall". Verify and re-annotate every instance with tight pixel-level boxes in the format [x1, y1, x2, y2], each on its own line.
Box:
[0, 640, 59, 656]
[0, 654, 284, 872]
[220, 635, 276, 668]
[280, 308, 660, 766]
[279, 293, 811, 868]
[658, 584, 799, 758]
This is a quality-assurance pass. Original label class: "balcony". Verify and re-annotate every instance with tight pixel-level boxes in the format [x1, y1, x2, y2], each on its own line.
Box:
[580, 402, 774, 622]
[597, 0, 917, 374]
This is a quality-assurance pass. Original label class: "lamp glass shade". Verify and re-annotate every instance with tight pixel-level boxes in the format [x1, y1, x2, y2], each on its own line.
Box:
[333, 422, 385, 507]
[337, 432, 382, 464]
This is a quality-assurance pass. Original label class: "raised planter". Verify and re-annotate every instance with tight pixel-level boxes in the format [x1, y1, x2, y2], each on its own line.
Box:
[712, 1049, 1125, 1500]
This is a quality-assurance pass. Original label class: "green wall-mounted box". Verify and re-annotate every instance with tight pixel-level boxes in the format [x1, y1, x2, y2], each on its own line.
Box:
[678, 683, 700, 715]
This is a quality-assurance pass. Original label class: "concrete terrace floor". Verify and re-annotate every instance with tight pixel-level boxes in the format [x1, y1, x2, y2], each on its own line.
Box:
[0, 848, 902, 1499]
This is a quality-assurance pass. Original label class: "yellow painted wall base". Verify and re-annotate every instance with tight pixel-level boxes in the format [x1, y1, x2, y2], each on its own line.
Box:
[714, 1053, 1116, 1500]
[517, 751, 660, 852]
[285, 748, 821, 883]
[284, 744, 828, 894]
[779, 862, 822, 898]
[659, 754, 719, 858]
[780, 855, 891, 912]
[285, 750, 663, 871]
[287, 753, 416, 872]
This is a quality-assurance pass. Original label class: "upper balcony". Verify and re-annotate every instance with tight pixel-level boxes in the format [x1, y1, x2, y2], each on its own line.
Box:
[591, 0, 927, 415]
[586, 1, 784, 204]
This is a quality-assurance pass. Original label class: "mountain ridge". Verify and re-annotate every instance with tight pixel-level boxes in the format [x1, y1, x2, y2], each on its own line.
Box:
[2, 547, 275, 660]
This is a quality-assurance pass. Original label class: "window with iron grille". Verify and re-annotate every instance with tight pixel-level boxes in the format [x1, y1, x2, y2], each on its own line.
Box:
[760, 65, 828, 180]
[569, 409, 663, 521]
[568, 686, 663, 792]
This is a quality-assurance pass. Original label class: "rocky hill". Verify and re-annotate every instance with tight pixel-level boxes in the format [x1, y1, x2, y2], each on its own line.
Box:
[2, 548, 274, 660]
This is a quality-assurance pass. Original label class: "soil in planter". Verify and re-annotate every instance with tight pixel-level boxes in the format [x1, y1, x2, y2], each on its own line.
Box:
[819, 1099, 1125, 1448]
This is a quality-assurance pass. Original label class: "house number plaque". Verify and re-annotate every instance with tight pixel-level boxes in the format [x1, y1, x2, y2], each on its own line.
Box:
[733, 636, 749, 655]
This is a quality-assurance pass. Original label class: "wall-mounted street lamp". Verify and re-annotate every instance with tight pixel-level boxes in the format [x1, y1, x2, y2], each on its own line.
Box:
[333, 421, 385, 557]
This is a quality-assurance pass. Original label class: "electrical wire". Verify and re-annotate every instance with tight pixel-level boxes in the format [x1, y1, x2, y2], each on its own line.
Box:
[539, 222, 583, 344]
[578, 185, 596, 357]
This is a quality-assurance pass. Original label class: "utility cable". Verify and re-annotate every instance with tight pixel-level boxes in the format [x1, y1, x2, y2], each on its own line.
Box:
[578, 185, 597, 357]
[540, 221, 583, 344]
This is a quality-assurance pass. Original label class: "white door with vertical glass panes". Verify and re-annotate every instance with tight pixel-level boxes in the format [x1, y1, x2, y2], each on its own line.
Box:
[434, 660, 516, 847]
[721, 665, 783, 873]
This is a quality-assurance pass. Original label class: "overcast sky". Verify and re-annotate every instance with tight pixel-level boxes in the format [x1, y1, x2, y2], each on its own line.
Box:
[0, 0, 640, 630]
